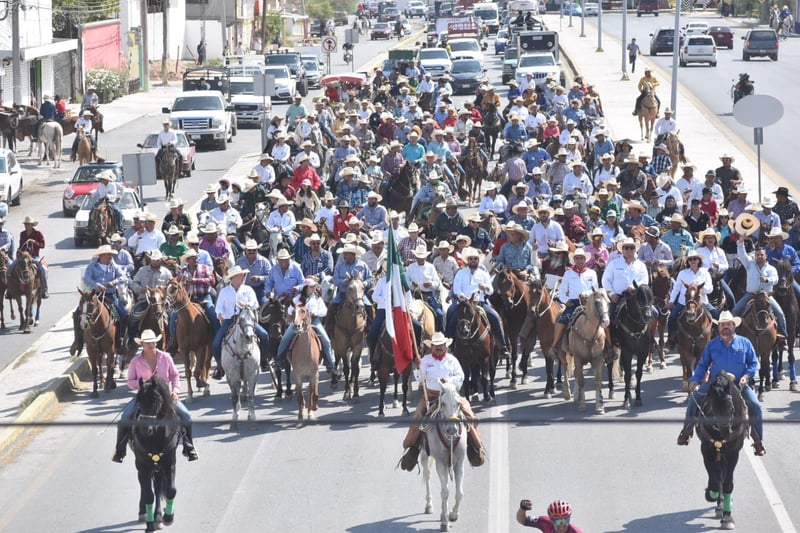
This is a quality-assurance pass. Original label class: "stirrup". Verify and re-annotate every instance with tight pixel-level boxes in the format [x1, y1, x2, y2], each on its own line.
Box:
[399, 443, 420, 472]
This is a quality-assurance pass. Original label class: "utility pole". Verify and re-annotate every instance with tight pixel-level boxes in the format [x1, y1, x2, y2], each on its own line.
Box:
[12, 0, 21, 104]
[141, 0, 150, 91]
[161, 0, 168, 85]
[221, 0, 228, 54]
[260, 0, 267, 53]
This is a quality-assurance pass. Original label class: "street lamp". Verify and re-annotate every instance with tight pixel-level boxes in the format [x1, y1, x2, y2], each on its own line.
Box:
[670, 0, 682, 116]
[597, 0, 604, 51]
[580, 0, 586, 36]
[621, 0, 629, 80]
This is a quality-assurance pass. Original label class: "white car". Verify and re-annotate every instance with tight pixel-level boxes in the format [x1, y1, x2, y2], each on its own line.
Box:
[447, 38, 485, 63]
[418, 48, 453, 79]
[515, 52, 561, 87]
[680, 34, 717, 66]
[406, 0, 426, 17]
[0, 148, 23, 207]
[73, 187, 142, 247]
[230, 77, 272, 128]
[684, 22, 710, 35]
[263, 65, 297, 102]
[584, 2, 600, 15]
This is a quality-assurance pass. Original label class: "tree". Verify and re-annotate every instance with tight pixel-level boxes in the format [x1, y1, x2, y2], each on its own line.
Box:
[306, 0, 333, 20]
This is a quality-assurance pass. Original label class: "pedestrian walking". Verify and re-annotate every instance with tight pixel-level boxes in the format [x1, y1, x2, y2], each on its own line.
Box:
[196, 40, 206, 65]
[627, 38, 641, 73]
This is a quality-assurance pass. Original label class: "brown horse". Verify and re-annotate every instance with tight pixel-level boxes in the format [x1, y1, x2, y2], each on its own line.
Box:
[650, 266, 672, 371]
[164, 278, 213, 402]
[7, 251, 42, 333]
[637, 82, 658, 142]
[0, 249, 17, 328]
[289, 304, 321, 420]
[332, 275, 368, 402]
[676, 283, 713, 396]
[90, 200, 117, 245]
[453, 297, 496, 402]
[491, 268, 531, 389]
[738, 291, 777, 401]
[159, 143, 180, 200]
[461, 138, 486, 204]
[137, 287, 169, 350]
[522, 279, 563, 397]
[76, 126, 93, 165]
[78, 289, 117, 397]
[663, 132, 684, 177]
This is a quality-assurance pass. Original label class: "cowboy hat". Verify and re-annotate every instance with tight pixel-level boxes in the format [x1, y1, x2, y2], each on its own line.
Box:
[275, 249, 292, 261]
[181, 249, 199, 262]
[275, 197, 291, 208]
[718, 208, 731, 218]
[550, 241, 569, 253]
[454, 234, 472, 246]
[513, 182, 529, 194]
[569, 247, 588, 263]
[203, 184, 218, 194]
[185, 233, 200, 244]
[626, 202, 646, 213]
[92, 244, 118, 256]
[297, 218, 318, 231]
[655, 143, 668, 152]
[226, 265, 250, 279]
[625, 155, 641, 165]
[407, 222, 420, 233]
[536, 204, 554, 216]
[22, 216, 38, 225]
[82, 110, 93, 117]
[135, 329, 163, 344]
[339, 244, 363, 256]
[148, 250, 164, 261]
[553, 208, 565, 216]
[202, 222, 218, 234]
[719, 153, 735, 162]
[481, 181, 500, 193]
[466, 213, 483, 223]
[563, 200, 576, 210]
[503, 222, 530, 240]
[615, 237, 641, 253]
[165, 225, 182, 236]
[412, 245, 429, 259]
[773, 187, 792, 197]
[656, 173, 673, 189]
[437, 240, 454, 252]
[749, 196, 777, 210]
[244, 239, 260, 250]
[347, 217, 364, 229]
[304, 233, 322, 246]
[697, 228, 720, 243]
[715, 310, 742, 328]
[260, 152, 274, 161]
[567, 159, 585, 168]
[424, 332, 452, 347]
[668, 213, 687, 227]
[461, 247, 481, 259]
[98, 170, 115, 182]
[685, 250, 704, 265]
[644, 225, 661, 239]
[764, 226, 789, 240]
[590, 227, 604, 238]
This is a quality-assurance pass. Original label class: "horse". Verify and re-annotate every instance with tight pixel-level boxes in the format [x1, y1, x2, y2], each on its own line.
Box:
[637, 82, 658, 142]
[650, 266, 672, 371]
[738, 290, 777, 401]
[0, 111, 18, 152]
[159, 144, 180, 200]
[131, 376, 180, 532]
[138, 287, 169, 351]
[288, 303, 321, 420]
[78, 289, 117, 398]
[163, 279, 213, 403]
[260, 296, 292, 398]
[332, 275, 368, 402]
[614, 284, 655, 409]
[453, 297, 496, 402]
[491, 269, 531, 389]
[221, 304, 260, 430]
[773, 259, 799, 391]
[76, 126, 93, 165]
[693, 371, 747, 530]
[374, 325, 413, 416]
[779, 14, 794, 40]
[383, 162, 419, 217]
[461, 138, 486, 204]
[38, 121, 63, 168]
[676, 283, 713, 396]
[482, 102, 503, 158]
[86, 104, 105, 142]
[559, 290, 611, 414]
[419, 381, 466, 533]
[522, 279, 563, 397]
[90, 199, 118, 245]
[0, 249, 17, 329]
[662, 131, 684, 177]
[7, 251, 43, 333]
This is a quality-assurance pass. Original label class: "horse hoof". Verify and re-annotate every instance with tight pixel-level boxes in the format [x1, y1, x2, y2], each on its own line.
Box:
[163, 513, 174, 525]
[521, 376, 529, 385]
[646, 365, 653, 374]
[790, 381, 799, 392]
[721, 514, 735, 530]
[596, 406, 605, 414]
[623, 400, 630, 410]
[509, 381, 517, 390]
[440, 524, 449, 532]
[424, 504, 432, 514]
[545, 391, 552, 399]
[715, 506, 724, 519]
[660, 362, 667, 369]
[758, 393, 765, 402]
[392, 400, 399, 408]
[203, 387, 210, 397]
[145, 523, 156, 532]
[772, 380, 780, 389]
[635, 399, 642, 407]
[449, 512, 459, 522]
[609, 390, 615, 400]
[90, 390, 99, 399]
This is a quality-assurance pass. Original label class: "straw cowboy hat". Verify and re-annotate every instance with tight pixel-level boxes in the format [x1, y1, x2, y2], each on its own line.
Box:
[668, 213, 687, 227]
[203, 184, 218, 194]
[466, 213, 483, 223]
[424, 332, 453, 348]
[181, 249, 199, 262]
[165, 225, 182, 237]
[304, 233, 322, 246]
[481, 181, 501, 193]
[92, 244, 118, 256]
[715, 310, 742, 328]
[412, 245, 429, 259]
[626, 201, 646, 213]
[764, 226, 789, 240]
[98, 170, 115, 182]
[297, 218, 318, 231]
[502, 221, 530, 240]
[148, 250, 164, 261]
[244, 239, 260, 250]
[275, 249, 293, 260]
[732, 212, 760, 237]
[454, 234, 472, 246]
[461, 247, 481, 259]
[22, 216, 38, 225]
[135, 329, 163, 345]
[536, 204, 554, 217]
[436, 240, 454, 253]
[339, 244, 364, 256]
[615, 237, 641, 253]
[656, 173, 674, 189]
[550, 241, 569, 253]
[685, 249, 704, 266]
[367, 191, 383, 202]
[590, 227, 604, 239]
[719, 153, 736, 162]
[512, 202, 531, 215]
[697, 228, 720, 243]
[225, 265, 250, 280]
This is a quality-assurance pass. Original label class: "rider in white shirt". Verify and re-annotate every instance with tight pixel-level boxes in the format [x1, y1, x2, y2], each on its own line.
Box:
[71, 110, 96, 159]
[549, 248, 600, 356]
[601, 237, 649, 358]
[266, 198, 297, 244]
[654, 108, 679, 137]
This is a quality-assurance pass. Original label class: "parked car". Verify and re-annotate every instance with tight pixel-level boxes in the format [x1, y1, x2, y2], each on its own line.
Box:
[74, 187, 142, 247]
[137, 130, 197, 177]
[450, 59, 486, 94]
[684, 22, 710, 35]
[650, 28, 681, 55]
[0, 148, 23, 208]
[502, 46, 519, 83]
[62, 162, 124, 217]
[371, 21, 393, 40]
[406, 0, 426, 17]
[637, 0, 659, 16]
[680, 34, 717, 66]
[333, 10, 349, 25]
[584, 2, 600, 15]
[561, 2, 582, 15]
[707, 25, 734, 49]
[495, 28, 509, 54]
[742, 28, 779, 61]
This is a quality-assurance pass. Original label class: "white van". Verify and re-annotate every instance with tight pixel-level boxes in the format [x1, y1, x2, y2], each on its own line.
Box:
[508, 0, 538, 14]
[473, 2, 500, 33]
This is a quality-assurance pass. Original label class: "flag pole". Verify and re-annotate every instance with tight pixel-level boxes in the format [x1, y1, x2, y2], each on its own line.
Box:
[407, 310, 428, 404]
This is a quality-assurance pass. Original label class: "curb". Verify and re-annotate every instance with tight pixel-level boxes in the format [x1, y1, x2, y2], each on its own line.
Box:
[0, 355, 90, 456]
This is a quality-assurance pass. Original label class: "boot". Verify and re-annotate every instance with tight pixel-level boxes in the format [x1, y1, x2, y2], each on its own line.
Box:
[69, 311, 84, 357]
[111, 424, 130, 463]
[547, 323, 566, 358]
[603, 327, 617, 362]
[400, 437, 421, 472]
[467, 426, 486, 467]
[182, 424, 199, 461]
[677, 425, 693, 446]
[753, 440, 766, 456]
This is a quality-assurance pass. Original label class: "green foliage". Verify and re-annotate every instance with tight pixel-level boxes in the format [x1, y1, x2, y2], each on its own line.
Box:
[264, 11, 283, 42]
[306, 0, 333, 20]
[330, 0, 356, 11]
[53, 0, 119, 24]
[86, 69, 129, 101]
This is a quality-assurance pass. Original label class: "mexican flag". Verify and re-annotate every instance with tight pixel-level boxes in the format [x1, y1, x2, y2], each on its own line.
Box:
[384, 226, 415, 374]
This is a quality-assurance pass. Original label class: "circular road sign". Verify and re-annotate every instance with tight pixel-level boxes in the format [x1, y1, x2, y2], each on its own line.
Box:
[734, 94, 784, 128]
[321, 36, 338, 53]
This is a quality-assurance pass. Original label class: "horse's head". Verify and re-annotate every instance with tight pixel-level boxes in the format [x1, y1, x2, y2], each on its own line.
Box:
[589, 289, 611, 329]
[319, 274, 336, 304]
[136, 376, 175, 436]
[146, 287, 166, 320]
[79, 290, 101, 329]
[344, 275, 365, 311]
[163, 278, 183, 306]
[625, 283, 654, 324]
[643, 82, 653, 94]
[260, 298, 287, 335]
[706, 371, 738, 439]
[455, 299, 479, 339]
[436, 382, 463, 439]
[293, 303, 311, 333]
[682, 282, 705, 321]
[236, 303, 258, 341]
[775, 258, 794, 293]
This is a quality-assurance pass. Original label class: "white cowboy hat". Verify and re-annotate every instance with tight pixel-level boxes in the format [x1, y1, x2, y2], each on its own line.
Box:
[550, 241, 569, 253]
[407, 223, 420, 232]
[226, 265, 250, 279]
[203, 184, 218, 194]
[481, 181, 501, 192]
[461, 247, 481, 260]
[454, 234, 472, 246]
[424, 332, 452, 347]
[697, 228, 720, 243]
[144, 212, 159, 222]
[668, 213, 687, 227]
[715, 310, 742, 328]
[685, 250, 704, 266]
[656, 173, 673, 189]
[571, 247, 588, 259]
[98, 170, 115, 182]
[732, 213, 760, 237]
[502, 221, 530, 240]
[750, 196, 777, 210]
[275, 249, 292, 261]
[165, 225, 182, 236]
[244, 239, 260, 250]
[764, 226, 789, 240]
[719, 153, 736, 162]
[181, 249, 199, 262]
[436, 240, 454, 252]
[202, 222, 218, 234]
[412, 245, 429, 259]
[339, 244, 363, 256]
[367, 191, 383, 201]
[304, 233, 322, 246]
[92, 244, 118, 256]
[185, 233, 200, 244]
[135, 329, 163, 344]
[166, 198, 181, 209]
[22, 216, 38, 226]
[82, 110, 93, 117]
[148, 250, 164, 261]
[615, 237, 641, 253]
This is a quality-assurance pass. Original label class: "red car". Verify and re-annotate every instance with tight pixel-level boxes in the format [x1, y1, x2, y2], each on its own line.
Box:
[137, 130, 197, 178]
[371, 22, 393, 40]
[62, 162, 124, 217]
[707, 25, 734, 49]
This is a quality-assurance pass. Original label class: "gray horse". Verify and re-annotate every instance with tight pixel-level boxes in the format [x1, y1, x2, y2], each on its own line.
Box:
[221, 304, 260, 430]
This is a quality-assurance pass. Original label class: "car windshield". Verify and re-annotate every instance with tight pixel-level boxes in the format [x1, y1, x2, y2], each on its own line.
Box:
[264, 67, 290, 78]
[450, 40, 481, 52]
[420, 49, 450, 60]
[519, 54, 554, 67]
[505, 48, 519, 60]
[265, 55, 298, 65]
[231, 81, 254, 94]
[749, 30, 776, 40]
[303, 61, 319, 72]
[172, 96, 222, 111]
[474, 7, 498, 18]
[497, 29, 508, 39]
[375, 22, 390, 29]
[141, 134, 189, 149]
[657, 29, 675, 37]
[72, 166, 122, 184]
[451, 60, 482, 73]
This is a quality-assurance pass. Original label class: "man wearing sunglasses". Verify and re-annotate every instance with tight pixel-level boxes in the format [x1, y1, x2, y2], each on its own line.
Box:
[517, 499, 582, 532]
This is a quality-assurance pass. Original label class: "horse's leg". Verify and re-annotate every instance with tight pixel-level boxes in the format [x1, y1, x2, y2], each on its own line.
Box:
[593, 356, 605, 414]
[544, 354, 555, 398]
[622, 348, 633, 410]
[90, 351, 100, 398]
[153, 470, 164, 525]
[378, 370, 388, 416]
[422, 452, 433, 514]
[162, 463, 177, 525]
[296, 374, 305, 420]
[634, 347, 646, 406]
[450, 450, 464, 523]
[391, 369, 400, 409]
[283, 360, 293, 396]
[182, 347, 194, 403]
[508, 340, 517, 389]
[772, 345, 781, 388]
[401, 369, 411, 415]
[341, 345, 352, 401]
[138, 469, 157, 531]
[105, 346, 117, 390]
[351, 343, 362, 401]
[789, 345, 798, 390]
[435, 460, 451, 531]
[575, 356, 586, 411]
[230, 379, 241, 431]
[247, 363, 257, 422]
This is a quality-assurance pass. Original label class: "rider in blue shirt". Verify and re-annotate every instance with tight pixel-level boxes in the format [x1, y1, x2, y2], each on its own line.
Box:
[503, 115, 528, 143]
[507, 80, 522, 101]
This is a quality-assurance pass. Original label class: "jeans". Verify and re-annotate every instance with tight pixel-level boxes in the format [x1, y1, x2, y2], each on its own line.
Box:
[684, 379, 763, 441]
[719, 279, 736, 308]
[368, 308, 423, 354]
[276, 317, 334, 369]
[557, 300, 580, 325]
[731, 293, 787, 337]
[212, 317, 270, 364]
[421, 291, 444, 331]
[668, 302, 719, 336]
[445, 300, 507, 348]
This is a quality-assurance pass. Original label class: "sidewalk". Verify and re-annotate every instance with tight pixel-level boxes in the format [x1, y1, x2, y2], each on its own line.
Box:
[546, 12, 787, 198]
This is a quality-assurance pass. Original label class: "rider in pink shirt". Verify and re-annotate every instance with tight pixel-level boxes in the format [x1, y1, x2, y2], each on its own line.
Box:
[517, 499, 583, 533]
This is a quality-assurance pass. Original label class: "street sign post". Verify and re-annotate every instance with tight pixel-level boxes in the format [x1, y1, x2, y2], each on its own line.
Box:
[122, 152, 157, 200]
[253, 73, 276, 150]
[321, 36, 338, 53]
[733, 94, 784, 200]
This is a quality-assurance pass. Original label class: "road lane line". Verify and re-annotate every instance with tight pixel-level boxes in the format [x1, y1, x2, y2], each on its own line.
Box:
[487, 394, 509, 533]
[746, 452, 797, 533]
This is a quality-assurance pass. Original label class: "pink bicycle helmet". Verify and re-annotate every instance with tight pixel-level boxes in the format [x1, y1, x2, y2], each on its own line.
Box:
[548, 500, 572, 519]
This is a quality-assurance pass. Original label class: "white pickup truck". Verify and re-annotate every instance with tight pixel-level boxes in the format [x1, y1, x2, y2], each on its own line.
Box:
[162, 90, 237, 151]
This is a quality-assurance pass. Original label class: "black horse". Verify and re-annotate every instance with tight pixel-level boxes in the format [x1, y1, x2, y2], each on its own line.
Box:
[614, 284, 655, 409]
[482, 102, 503, 159]
[695, 371, 747, 530]
[772, 258, 798, 390]
[132, 376, 180, 532]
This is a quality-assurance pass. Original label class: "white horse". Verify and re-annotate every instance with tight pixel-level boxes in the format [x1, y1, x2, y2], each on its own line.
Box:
[319, 272, 336, 304]
[221, 303, 260, 430]
[420, 382, 467, 532]
[38, 121, 63, 168]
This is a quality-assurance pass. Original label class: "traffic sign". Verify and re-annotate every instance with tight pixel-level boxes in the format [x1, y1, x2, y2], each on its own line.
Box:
[733, 94, 783, 128]
[321, 36, 338, 53]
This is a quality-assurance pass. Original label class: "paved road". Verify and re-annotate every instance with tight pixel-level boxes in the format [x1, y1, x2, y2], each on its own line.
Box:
[1, 22, 799, 531]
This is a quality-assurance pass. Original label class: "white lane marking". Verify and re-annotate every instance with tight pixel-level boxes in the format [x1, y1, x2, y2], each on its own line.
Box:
[746, 451, 797, 533]
[487, 395, 509, 533]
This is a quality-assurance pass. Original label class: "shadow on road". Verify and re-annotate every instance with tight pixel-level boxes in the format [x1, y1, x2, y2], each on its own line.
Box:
[606, 507, 717, 532]
[348, 513, 434, 532]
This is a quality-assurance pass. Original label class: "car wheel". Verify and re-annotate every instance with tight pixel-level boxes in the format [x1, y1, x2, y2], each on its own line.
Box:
[650, 47, 655, 56]
[637, 11, 641, 16]
[74, 237, 83, 248]
[679, 57, 686, 66]
[655, 11, 659, 15]
[218, 139, 227, 150]
[742, 52, 749, 61]
[232, 122, 237, 136]
[711, 61, 717, 67]
[771, 53, 778, 61]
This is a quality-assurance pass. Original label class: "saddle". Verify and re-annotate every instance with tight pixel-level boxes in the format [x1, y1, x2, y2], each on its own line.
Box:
[742, 297, 774, 322]
[287, 327, 322, 356]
